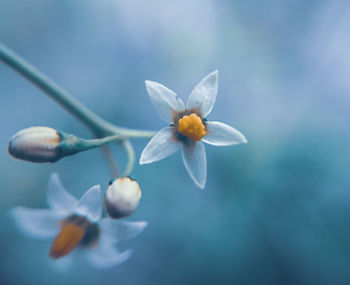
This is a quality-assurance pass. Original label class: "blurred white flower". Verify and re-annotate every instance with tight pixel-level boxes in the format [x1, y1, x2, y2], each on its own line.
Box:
[11, 173, 147, 269]
[140, 70, 247, 189]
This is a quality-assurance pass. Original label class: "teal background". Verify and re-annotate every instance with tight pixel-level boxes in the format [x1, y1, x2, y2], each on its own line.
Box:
[1, 0, 350, 284]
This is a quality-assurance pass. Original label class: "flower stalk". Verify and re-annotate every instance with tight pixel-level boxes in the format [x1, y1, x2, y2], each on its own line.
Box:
[0, 43, 155, 139]
[0, 43, 156, 176]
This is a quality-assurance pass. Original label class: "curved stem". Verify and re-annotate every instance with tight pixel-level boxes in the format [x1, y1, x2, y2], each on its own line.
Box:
[0, 43, 156, 139]
[68, 133, 123, 149]
[122, 140, 135, 177]
[59, 132, 123, 152]
[101, 145, 119, 178]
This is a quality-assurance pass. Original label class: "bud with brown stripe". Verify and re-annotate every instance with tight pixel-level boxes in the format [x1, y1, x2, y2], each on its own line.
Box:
[8, 126, 121, 163]
[8, 126, 63, 162]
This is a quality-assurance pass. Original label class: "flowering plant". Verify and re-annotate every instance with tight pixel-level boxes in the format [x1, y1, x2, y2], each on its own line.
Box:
[0, 43, 246, 268]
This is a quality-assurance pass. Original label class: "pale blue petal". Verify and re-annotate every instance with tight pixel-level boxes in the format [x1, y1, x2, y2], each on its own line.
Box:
[145, 80, 185, 123]
[186, 70, 218, 118]
[50, 251, 76, 272]
[74, 185, 102, 222]
[99, 219, 148, 242]
[86, 233, 132, 268]
[47, 173, 78, 214]
[181, 142, 207, 189]
[87, 249, 132, 269]
[202, 121, 248, 146]
[11, 207, 61, 239]
[139, 127, 180, 165]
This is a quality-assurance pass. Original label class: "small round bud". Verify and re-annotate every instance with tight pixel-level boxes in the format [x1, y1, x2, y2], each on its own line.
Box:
[105, 177, 142, 219]
[8, 126, 62, 163]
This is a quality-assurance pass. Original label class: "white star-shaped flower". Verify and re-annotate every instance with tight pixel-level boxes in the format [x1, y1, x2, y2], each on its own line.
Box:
[140, 70, 247, 189]
[11, 173, 147, 269]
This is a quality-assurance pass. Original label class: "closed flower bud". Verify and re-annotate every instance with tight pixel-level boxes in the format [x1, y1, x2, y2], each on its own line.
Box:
[8, 126, 62, 163]
[105, 177, 142, 219]
[8, 126, 121, 164]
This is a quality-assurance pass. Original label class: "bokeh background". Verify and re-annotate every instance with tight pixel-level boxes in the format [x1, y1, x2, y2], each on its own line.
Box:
[1, 0, 350, 284]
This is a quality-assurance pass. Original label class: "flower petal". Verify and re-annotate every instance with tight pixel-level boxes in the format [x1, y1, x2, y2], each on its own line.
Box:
[202, 121, 247, 146]
[139, 127, 180, 165]
[186, 70, 218, 118]
[10, 207, 61, 239]
[87, 248, 132, 269]
[99, 219, 148, 242]
[51, 251, 76, 272]
[73, 185, 102, 222]
[47, 173, 78, 214]
[182, 142, 207, 189]
[86, 233, 132, 268]
[145, 80, 185, 123]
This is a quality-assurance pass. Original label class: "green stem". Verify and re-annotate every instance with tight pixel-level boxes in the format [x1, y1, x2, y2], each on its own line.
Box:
[122, 140, 135, 177]
[101, 145, 119, 178]
[61, 133, 123, 151]
[0, 43, 155, 139]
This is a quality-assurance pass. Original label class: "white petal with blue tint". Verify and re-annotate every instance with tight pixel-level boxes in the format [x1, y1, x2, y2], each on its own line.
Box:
[74, 185, 102, 222]
[99, 219, 148, 242]
[11, 207, 62, 239]
[186, 70, 218, 118]
[182, 142, 207, 189]
[87, 248, 132, 269]
[86, 233, 132, 268]
[140, 127, 180, 165]
[47, 173, 77, 214]
[145, 80, 185, 123]
[202, 121, 248, 146]
[51, 251, 76, 272]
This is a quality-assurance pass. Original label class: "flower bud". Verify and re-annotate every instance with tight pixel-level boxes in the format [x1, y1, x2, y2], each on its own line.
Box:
[8, 126, 118, 163]
[8, 126, 62, 163]
[105, 177, 142, 219]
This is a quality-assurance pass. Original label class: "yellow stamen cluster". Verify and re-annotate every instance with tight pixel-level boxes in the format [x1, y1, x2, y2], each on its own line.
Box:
[50, 223, 85, 259]
[177, 113, 206, 142]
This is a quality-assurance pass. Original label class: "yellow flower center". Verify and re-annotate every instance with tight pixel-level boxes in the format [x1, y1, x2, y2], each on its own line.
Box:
[50, 222, 86, 259]
[177, 113, 206, 142]
[49, 215, 99, 259]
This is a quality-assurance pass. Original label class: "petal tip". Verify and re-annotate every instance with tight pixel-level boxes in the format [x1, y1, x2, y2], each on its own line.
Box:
[208, 70, 219, 80]
[90, 184, 101, 195]
[139, 154, 149, 165]
[197, 180, 206, 189]
[139, 221, 148, 229]
[191, 175, 206, 189]
[75, 184, 102, 222]
[144, 80, 155, 92]
[189, 171, 207, 190]
[145, 80, 157, 89]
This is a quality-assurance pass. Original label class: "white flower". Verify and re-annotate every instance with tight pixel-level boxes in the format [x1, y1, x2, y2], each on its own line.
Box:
[11, 173, 147, 269]
[140, 70, 247, 189]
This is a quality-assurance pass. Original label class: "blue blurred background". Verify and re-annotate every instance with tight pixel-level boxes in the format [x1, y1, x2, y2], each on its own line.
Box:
[1, 0, 350, 284]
